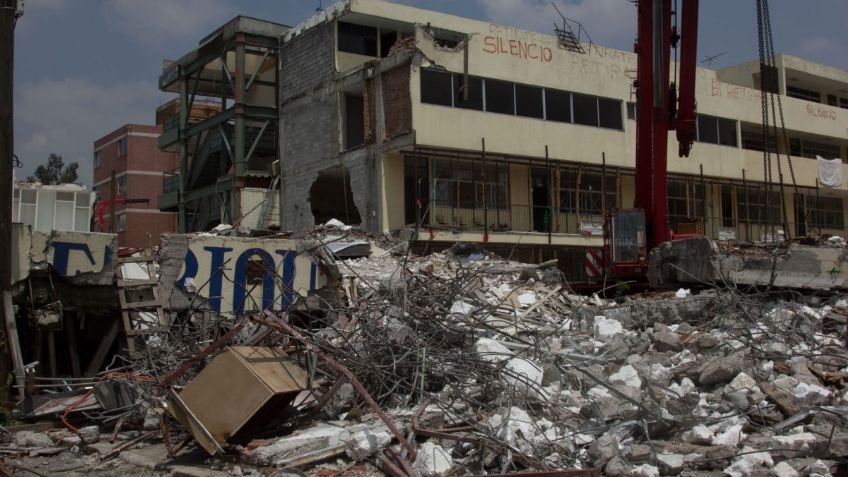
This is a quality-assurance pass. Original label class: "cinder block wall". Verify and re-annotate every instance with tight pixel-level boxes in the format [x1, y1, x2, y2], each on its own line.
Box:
[279, 22, 380, 236]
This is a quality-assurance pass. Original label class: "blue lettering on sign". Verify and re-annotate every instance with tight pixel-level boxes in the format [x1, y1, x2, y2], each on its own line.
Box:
[175, 246, 309, 314]
[51, 241, 96, 276]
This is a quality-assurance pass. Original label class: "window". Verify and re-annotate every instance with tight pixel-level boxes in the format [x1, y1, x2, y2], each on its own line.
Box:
[94, 150, 101, 169]
[344, 94, 365, 149]
[790, 137, 841, 159]
[432, 158, 508, 209]
[420, 69, 453, 107]
[380, 30, 397, 58]
[572, 93, 598, 127]
[667, 180, 704, 223]
[515, 84, 543, 119]
[338, 22, 378, 57]
[737, 188, 782, 224]
[828, 94, 838, 106]
[598, 98, 623, 130]
[696, 114, 737, 146]
[786, 85, 820, 103]
[545, 89, 571, 123]
[485, 79, 515, 115]
[117, 214, 126, 233]
[810, 195, 844, 229]
[696, 115, 719, 144]
[720, 185, 735, 227]
[626, 102, 637, 120]
[453, 74, 483, 111]
[717, 118, 738, 147]
[841, 97, 848, 110]
[117, 138, 127, 157]
[117, 175, 127, 195]
[559, 169, 616, 215]
[741, 130, 777, 152]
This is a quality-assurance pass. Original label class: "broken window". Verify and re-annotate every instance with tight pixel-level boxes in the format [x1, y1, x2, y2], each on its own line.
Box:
[343, 94, 365, 149]
[380, 30, 397, 57]
[598, 98, 623, 130]
[515, 84, 543, 119]
[338, 22, 378, 57]
[453, 74, 483, 111]
[572, 93, 598, 127]
[420, 69, 453, 107]
[545, 89, 571, 123]
[484, 79, 514, 115]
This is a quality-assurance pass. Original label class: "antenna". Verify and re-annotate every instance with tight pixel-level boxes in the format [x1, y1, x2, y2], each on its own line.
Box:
[552, 2, 593, 54]
[701, 51, 727, 66]
[316, 0, 324, 12]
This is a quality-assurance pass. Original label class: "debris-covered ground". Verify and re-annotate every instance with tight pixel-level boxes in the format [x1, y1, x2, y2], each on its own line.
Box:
[2, 230, 848, 477]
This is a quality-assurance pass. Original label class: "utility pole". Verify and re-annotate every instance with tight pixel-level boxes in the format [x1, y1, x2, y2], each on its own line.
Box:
[0, 0, 21, 291]
[1, 0, 23, 402]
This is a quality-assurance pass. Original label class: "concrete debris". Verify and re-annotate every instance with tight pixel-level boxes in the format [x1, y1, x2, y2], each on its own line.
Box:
[7, 233, 848, 477]
[413, 441, 453, 477]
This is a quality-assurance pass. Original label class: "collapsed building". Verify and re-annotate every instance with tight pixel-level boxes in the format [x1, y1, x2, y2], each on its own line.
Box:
[159, 0, 848, 280]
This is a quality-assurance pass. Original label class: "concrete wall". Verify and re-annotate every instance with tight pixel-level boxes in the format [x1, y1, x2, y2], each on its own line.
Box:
[158, 234, 328, 316]
[12, 225, 117, 287]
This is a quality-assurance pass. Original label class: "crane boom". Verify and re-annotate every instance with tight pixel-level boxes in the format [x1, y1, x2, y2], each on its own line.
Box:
[633, 0, 699, 251]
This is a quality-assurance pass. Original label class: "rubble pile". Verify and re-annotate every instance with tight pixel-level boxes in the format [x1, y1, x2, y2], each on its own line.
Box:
[5, 237, 848, 476]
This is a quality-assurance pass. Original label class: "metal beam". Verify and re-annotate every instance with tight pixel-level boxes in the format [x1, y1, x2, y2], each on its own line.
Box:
[244, 48, 272, 92]
[244, 120, 270, 164]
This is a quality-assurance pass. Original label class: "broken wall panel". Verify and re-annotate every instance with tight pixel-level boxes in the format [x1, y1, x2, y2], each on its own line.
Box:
[382, 65, 412, 138]
[158, 234, 328, 316]
[12, 224, 118, 287]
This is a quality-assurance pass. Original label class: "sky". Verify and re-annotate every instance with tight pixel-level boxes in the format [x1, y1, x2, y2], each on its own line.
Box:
[12, 0, 848, 187]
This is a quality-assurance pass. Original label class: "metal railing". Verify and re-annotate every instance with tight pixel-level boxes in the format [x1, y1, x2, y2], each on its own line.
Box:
[420, 200, 841, 243]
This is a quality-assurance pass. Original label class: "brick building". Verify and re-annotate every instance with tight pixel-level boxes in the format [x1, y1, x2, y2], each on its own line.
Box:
[93, 124, 178, 248]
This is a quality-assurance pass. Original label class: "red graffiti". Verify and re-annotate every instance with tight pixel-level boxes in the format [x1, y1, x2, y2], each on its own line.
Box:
[483, 36, 553, 63]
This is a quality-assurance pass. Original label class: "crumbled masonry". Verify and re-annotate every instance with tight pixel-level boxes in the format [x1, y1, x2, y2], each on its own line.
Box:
[3, 224, 848, 476]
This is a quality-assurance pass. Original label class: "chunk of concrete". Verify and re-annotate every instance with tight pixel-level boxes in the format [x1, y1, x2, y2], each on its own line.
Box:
[413, 441, 454, 477]
[77, 426, 100, 445]
[700, 352, 746, 386]
[631, 464, 660, 477]
[594, 316, 624, 340]
[609, 364, 642, 389]
[475, 338, 512, 363]
[14, 431, 53, 448]
[653, 330, 684, 352]
[345, 429, 392, 461]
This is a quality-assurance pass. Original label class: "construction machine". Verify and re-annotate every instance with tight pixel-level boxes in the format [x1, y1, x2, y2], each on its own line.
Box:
[602, 0, 701, 281]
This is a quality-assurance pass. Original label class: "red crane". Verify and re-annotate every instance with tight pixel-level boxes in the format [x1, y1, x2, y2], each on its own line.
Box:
[604, 0, 699, 279]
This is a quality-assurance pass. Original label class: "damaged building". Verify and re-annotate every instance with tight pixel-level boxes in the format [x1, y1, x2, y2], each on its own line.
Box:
[158, 0, 848, 279]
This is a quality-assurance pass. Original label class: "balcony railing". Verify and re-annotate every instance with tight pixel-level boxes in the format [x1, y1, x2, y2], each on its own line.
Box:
[422, 201, 608, 236]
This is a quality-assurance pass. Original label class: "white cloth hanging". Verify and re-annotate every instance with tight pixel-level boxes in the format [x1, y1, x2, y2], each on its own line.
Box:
[817, 155, 843, 188]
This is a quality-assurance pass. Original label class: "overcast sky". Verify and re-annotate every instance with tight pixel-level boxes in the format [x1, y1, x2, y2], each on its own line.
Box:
[12, 0, 848, 186]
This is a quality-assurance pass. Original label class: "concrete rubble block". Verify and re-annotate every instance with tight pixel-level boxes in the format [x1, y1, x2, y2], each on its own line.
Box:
[699, 351, 747, 386]
[412, 441, 454, 477]
[652, 330, 684, 352]
[657, 452, 686, 475]
[13, 431, 54, 448]
[502, 357, 545, 399]
[631, 463, 661, 477]
[345, 429, 392, 461]
[594, 315, 624, 340]
[76, 426, 100, 445]
[609, 364, 643, 389]
[772, 461, 799, 477]
[722, 448, 774, 477]
[248, 424, 345, 466]
[711, 423, 746, 447]
[588, 430, 620, 468]
[474, 337, 513, 363]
